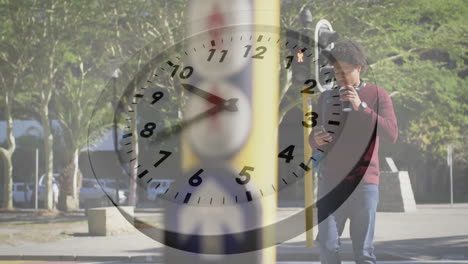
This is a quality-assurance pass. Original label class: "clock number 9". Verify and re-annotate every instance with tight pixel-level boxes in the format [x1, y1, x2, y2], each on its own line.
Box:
[236, 166, 254, 185]
[151, 91, 164, 104]
[302, 111, 318, 128]
[189, 169, 203, 187]
[140, 122, 156, 138]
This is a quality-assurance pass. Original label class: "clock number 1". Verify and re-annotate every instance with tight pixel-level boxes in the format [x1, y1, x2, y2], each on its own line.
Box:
[236, 166, 254, 185]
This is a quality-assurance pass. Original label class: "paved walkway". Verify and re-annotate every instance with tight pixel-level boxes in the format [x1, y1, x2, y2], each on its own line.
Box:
[0, 204, 466, 263]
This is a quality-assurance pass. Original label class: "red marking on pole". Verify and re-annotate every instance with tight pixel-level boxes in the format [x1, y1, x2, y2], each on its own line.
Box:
[207, 3, 225, 48]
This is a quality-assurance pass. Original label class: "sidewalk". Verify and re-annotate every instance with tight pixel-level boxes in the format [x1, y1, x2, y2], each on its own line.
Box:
[0, 204, 467, 263]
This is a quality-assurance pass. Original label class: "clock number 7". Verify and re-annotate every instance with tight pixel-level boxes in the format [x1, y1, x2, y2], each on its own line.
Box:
[236, 166, 254, 185]
[153, 150, 172, 168]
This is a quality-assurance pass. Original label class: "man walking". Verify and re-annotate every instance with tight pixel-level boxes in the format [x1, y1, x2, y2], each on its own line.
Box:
[309, 40, 398, 264]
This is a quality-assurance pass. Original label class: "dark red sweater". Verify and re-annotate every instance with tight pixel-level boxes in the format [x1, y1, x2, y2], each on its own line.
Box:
[309, 83, 398, 185]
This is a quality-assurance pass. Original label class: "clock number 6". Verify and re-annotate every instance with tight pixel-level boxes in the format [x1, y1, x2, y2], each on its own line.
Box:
[189, 169, 203, 187]
[236, 166, 254, 185]
[302, 111, 318, 128]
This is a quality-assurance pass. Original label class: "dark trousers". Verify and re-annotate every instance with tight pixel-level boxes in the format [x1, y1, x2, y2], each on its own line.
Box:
[316, 181, 379, 264]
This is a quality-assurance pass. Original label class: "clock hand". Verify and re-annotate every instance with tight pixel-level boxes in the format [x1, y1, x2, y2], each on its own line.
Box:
[151, 98, 238, 143]
[182, 83, 227, 105]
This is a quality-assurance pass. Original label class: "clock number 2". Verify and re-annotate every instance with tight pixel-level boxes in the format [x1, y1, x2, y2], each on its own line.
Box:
[236, 166, 254, 185]
[189, 169, 203, 187]
[302, 111, 318, 128]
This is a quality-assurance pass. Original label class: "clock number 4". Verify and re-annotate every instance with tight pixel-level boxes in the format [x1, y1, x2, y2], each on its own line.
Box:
[236, 166, 254, 185]
[278, 145, 311, 172]
[278, 145, 295, 163]
[302, 111, 318, 128]
[244, 45, 267, 59]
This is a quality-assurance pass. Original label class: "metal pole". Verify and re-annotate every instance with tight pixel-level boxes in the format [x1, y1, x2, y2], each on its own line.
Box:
[450, 160, 453, 205]
[35, 148, 38, 209]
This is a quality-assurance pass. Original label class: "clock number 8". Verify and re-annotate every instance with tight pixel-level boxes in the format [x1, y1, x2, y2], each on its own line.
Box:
[189, 169, 203, 187]
[140, 122, 156, 138]
[302, 111, 318, 128]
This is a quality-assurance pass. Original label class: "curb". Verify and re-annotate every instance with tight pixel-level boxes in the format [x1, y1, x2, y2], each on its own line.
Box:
[0, 255, 163, 263]
[0, 252, 412, 263]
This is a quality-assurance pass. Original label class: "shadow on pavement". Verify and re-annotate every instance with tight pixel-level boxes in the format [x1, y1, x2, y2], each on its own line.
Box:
[375, 235, 468, 260]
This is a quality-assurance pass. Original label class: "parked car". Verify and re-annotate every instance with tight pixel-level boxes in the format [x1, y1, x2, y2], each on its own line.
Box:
[13, 182, 32, 206]
[38, 173, 60, 207]
[80, 178, 127, 209]
[147, 179, 174, 201]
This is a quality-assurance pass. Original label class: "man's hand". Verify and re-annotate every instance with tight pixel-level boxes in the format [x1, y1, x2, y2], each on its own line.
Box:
[311, 130, 333, 146]
[339, 85, 362, 111]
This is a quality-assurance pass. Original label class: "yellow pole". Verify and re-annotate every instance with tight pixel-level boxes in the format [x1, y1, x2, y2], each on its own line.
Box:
[232, 0, 280, 262]
[303, 95, 314, 247]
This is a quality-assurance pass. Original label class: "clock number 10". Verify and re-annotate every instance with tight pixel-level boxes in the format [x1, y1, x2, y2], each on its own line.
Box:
[168, 62, 193, 79]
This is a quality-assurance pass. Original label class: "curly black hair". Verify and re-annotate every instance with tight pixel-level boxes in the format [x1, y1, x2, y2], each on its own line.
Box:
[325, 40, 368, 70]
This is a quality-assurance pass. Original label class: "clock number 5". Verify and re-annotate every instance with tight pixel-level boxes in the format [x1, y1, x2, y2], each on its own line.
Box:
[302, 111, 318, 128]
[236, 166, 253, 185]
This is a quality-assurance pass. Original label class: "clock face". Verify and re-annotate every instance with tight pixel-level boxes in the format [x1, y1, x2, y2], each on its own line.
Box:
[87, 24, 374, 253]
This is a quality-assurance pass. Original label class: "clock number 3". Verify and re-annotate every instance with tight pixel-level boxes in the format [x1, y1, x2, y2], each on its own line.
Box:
[302, 111, 318, 128]
[236, 166, 254, 185]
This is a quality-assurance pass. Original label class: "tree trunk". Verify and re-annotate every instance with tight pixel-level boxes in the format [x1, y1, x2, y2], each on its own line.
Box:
[58, 153, 82, 211]
[72, 148, 79, 200]
[128, 109, 138, 206]
[41, 103, 54, 210]
[0, 93, 15, 209]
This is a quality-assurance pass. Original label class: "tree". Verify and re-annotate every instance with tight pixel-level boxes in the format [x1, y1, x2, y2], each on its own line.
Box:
[0, 0, 36, 209]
